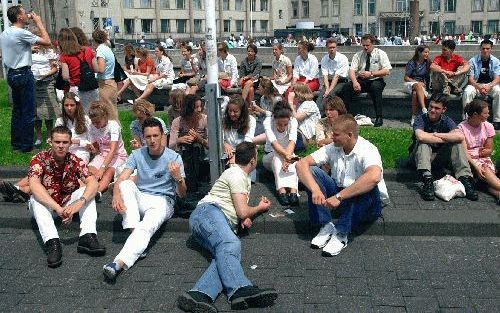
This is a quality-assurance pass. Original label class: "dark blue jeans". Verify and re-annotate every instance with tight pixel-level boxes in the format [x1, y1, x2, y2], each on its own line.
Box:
[305, 166, 382, 235]
[7, 67, 36, 152]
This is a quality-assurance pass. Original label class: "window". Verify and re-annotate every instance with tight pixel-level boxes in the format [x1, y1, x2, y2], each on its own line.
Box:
[194, 19, 202, 33]
[92, 0, 99, 6]
[331, 0, 340, 16]
[395, 20, 406, 35]
[368, 0, 376, 15]
[292, 1, 299, 18]
[93, 18, 100, 30]
[236, 0, 244, 10]
[193, 0, 202, 9]
[142, 19, 153, 33]
[487, 19, 498, 32]
[429, 21, 439, 35]
[354, 0, 362, 15]
[124, 18, 134, 34]
[472, 0, 483, 10]
[160, 0, 169, 8]
[223, 0, 229, 10]
[223, 20, 231, 32]
[101, 0, 109, 6]
[261, 0, 268, 11]
[176, 0, 185, 9]
[161, 19, 170, 32]
[140, 0, 151, 8]
[332, 23, 340, 32]
[260, 20, 268, 32]
[236, 20, 244, 32]
[489, 0, 499, 10]
[252, 20, 257, 33]
[251, 0, 256, 11]
[65, 18, 69, 27]
[355, 23, 363, 36]
[369, 22, 376, 34]
[279, 9, 283, 19]
[176, 19, 187, 33]
[321, 0, 329, 16]
[445, 0, 456, 11]
[396, 0, 408, 12]
[429, 0, 440, 11]
[471, 21, 482, 34]
[302, 1, 309, 17]
[123, 0, 134, 8]
[385, 21, 393, 36]
[443, 21, 455, 34]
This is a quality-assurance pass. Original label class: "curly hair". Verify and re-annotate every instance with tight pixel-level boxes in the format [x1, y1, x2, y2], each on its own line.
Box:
[293, 83, 314, 103]
[92, 29, 108, 44]
[61, 92, 87, 135]
[223, 95, 250, 135]
[133, 99, 155, 118]
[88, 101, 109, 120]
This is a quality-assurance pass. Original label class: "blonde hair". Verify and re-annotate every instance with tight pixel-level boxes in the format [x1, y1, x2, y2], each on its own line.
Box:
[133, 99, 155, 117]
[293, 83, 314, 102]
[88, 101, 109, 120]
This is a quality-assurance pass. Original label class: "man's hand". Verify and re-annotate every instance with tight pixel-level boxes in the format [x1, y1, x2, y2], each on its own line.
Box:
[168, 162, 183, 181]
[258, 196, 271, 212]
[358, 71, 371, 79]
[311, 188, 326, 206]
[240, 217, 253, 229]
[130, 138, 141, 150]
[322, 195, 341, 209]
[53, 204, 65, 219]
[224, 143, 234, 160]
[62, 201, 82, 224]
[352, 80, 361, 92]
[281, 160, 291, 173]
[87, 144, 98, 154]
[95, 167, 105, 180]
[112, 192, 126, 213]
[31, 12, 43, 26]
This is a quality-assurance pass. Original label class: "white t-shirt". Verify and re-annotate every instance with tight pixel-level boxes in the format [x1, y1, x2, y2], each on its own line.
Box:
[296, 100, 321, 140]
[320, 52, 349, 78]
[218, 53, 239, 86]
[55, 115, 92, 163]
[223, 115, 256, 148]
[310, 137, 389, 204]
[264, 116, 298, 153]
[155, 55, 175, 82]
[293, 53, 319, 80]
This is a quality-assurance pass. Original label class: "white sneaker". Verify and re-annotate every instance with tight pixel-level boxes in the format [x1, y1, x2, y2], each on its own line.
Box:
[322, 235, 347, 257]
[410, 116, 415, 127]
[310, 222, 336, 249]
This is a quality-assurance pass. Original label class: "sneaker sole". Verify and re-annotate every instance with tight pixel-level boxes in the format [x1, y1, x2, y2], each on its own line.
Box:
[47, 259, 62, 268]
[102, 267, 119, 282]
[321, 244, 347, 257]
[230, 290, 278, 310]
[177, 293, 217, 313]
[310, 235, 333, 249]
[77, 245, 106, 256]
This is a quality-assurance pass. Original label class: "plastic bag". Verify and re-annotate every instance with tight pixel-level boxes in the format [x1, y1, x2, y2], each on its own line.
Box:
[433, 175, 466, 201]
[354, 114, 374, 126]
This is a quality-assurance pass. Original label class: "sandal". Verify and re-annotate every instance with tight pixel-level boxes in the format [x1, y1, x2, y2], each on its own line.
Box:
[0, 180, 17, 202]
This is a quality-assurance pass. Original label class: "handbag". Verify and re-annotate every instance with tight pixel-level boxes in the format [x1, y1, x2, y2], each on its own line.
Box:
[114, 57, 128, 83]
[54, 67, 69, 90]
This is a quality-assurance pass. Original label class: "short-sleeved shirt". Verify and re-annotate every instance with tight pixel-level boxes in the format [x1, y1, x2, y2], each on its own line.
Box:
[469, 54, 500, 82]
[310, 137, 389, 204]
[315, 118, 335, 142]
[432, 54, 465, 72]
[223, 115, 256, 148]
[155, 55, 175, 81]
[89, 120, 128, 159]
[59, 47, 95, 86]
[350, 48, 392, 80]
[0, 26, 39, 69]
[293, 53, 319, 80]
[95, 43, 115, 80]
[405, 60, 430, 83]
[28, 150, 90, 205]
[138, 57, 156, 74]
[180, 55, 199, 74]
[264, 116, 298, 153]
[272, 54, 292, 82]
[296, 100, 321, 140]
[218, 53, 239, 86]
[320, 52, 349, 78]
[198, 166, 251, 228]
[130, 117, 168, 146]
[239, 56, 262, 78]
[458, 120, 495, 159]
[125, 146, 185, 197]
[412, 113, 457, 150]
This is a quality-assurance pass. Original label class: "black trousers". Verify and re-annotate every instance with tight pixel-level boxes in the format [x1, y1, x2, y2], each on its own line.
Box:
[341, 78, 386, 118]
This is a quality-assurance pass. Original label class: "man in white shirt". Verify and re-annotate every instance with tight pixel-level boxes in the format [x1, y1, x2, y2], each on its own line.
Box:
[296, 114, 388, 257]
[319, 39, 349, 108]
[341, 34, 392, 127]
[217, 42, 239, 90]
[165, 36, 174, 49]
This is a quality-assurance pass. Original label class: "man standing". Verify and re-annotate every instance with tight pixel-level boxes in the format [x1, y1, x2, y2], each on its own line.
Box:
[28, 126, 105, 268]
[411, 93, 478, 201]
[341, 34, 392, 127]
[462, 39, 500, 129]
[296, 114, 389, 257]
[0, 5, 51, 152]
[319, 38, 349, 107]
[103, 118, 186, 281]
[430, 39, 470, 96]
[177, 142, 277, 312]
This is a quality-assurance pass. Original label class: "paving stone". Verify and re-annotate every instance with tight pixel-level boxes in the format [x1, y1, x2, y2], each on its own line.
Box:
[399, 279, 435, 298]
[373, 306, 407, 313]
[471, 298, 500, 313]
[336, 277, 371, 296]
[370, 287, 405, 307]
[335, 295, 373, 313]
[404, 296, 440, 313]
[435, 288, 473, 309]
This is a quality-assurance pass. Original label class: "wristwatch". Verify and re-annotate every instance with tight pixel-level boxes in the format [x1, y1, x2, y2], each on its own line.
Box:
[175, 177, 184, 184]
[78, 196, 87, 205]
[334, 192, 343, 202]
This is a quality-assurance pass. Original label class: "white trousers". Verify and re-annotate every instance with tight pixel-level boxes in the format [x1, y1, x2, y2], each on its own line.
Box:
[29, 187, 97, 243]
[115, 180, 175, 269]
[462, 84, 500, 122]
[262, 152, 298, 190]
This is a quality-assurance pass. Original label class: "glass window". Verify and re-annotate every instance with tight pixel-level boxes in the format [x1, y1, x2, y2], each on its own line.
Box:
[395, 20, 406, 36]
[223, 0, 229, 10]
[101, 0, 109, 6]
[261, 0, 268, 11]
[355, 23, 363, 36]
[140, 0, 151, 8]
[261, 20, 268, 32]
[471, 21, 482, 34]
[395, 0, 408, 12]
[176, 19, 187, 33]
[429, 0, 440, 11]
[489, 0, 499, 10]
[193, 0, 202, 9]
[160, 0, 169, 9]
[194, 19, 202, 33]
[93, 18, 100, 30]
[251, 0, 256, 11]
[354, 0, 362, 15]
[124, 18, 134, 34]
[369, 22, 376, 34]
[142, 19, 153, 33]
[385, 21, 393, 37]
[92, 0, 99, 7]
[429, 21, 439, 35]
[331, 0, 340, 16]
[235, 0, 244, 10]
[472, 0, 483, 10]
[223, 20, 231, 32]
[252, 20, 257, 33]
[123, 0, 134, 8]
[302, 1, 309, 18]
[321, 0, 329, 16]
[176, 0, 185, 9]
[487, 20, 498, 32]
[332, 24, 340, 32]
[292, 1, 299, 18]
[236, 20, 244, 32]
[443, 21, 455, 34]
[160, 19, 170, 32]
[368, 0, 376, 15]
[445, 0, 456, 11]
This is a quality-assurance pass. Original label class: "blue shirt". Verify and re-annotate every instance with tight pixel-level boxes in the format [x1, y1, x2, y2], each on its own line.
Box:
[413, 113, 457, 150]
[469, 54, 500, 82]
[95, 43, 115, 80]
[125, 147, 185, 197]
[0, 26, 39, 69]
[405, 59, 430, 84]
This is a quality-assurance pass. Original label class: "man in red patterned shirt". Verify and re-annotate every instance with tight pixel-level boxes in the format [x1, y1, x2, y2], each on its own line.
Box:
[430, 39, 470, 96]
[28, 126, 105, 268]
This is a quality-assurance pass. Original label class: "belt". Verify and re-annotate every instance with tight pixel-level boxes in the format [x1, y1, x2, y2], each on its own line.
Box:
[8, 66, 31, 72]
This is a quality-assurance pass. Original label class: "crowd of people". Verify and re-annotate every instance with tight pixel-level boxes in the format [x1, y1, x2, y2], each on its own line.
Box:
[0, 5, 499, 313]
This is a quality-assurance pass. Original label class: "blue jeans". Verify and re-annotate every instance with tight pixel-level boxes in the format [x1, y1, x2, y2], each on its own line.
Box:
[305, 166, 382, 235]
[189, 203, 252, 301]
[7, 67, 35, 151]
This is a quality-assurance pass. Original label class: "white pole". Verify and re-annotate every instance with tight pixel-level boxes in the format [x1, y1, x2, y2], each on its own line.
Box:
[250, 1, 253, 39]
[205, 0, 217, 85]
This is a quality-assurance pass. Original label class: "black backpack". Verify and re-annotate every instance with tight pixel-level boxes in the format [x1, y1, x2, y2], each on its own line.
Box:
[77, 51, 98, 91]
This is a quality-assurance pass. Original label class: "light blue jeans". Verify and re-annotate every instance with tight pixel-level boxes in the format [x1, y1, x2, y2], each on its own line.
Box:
[189, 203, 252, 301]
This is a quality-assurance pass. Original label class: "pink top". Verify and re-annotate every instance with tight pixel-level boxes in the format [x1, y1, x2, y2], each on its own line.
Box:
[89, 120, 128, 160]
[457, 120, 495, 159]
[168, 114, 208, 151]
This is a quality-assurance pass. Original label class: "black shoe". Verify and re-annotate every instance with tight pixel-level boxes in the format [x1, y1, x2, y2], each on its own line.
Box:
[177, 291, 217, 313]
[421, 176, 435, 201]
[77, 233, 106, 256]
[230, 285, 278, 310]
[0, 180, 17, 202]
[458, 176, 478, 201]
[277, 193, 289, 206]
[46, 238, 62, 268]
[374, 117, 383, 127]
[288, 193, 299, 206]
[493, 122, 500, 131]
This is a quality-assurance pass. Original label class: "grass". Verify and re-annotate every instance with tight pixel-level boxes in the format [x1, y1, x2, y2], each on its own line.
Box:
[0, 80, 498, 168]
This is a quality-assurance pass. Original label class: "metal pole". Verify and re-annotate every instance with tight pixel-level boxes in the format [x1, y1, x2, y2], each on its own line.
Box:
[250, 1, 253, 39]
[205, 0, 224, 184]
